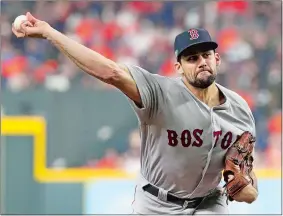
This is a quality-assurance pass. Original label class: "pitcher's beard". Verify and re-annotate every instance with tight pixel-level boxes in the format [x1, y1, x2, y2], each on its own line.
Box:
[188, 75, 216, 89]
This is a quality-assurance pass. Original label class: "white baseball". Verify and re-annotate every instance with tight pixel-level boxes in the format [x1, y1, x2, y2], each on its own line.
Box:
[13, 15, 28, 31]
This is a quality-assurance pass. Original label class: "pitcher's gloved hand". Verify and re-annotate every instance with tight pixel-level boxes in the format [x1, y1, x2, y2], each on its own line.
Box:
[223, 131, 257, 201]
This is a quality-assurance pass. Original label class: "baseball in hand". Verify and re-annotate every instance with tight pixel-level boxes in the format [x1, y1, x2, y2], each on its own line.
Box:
[13, 15, 28, 31]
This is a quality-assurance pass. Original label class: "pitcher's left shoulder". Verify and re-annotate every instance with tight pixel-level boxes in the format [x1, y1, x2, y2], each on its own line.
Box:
[217, 84, 252, 111]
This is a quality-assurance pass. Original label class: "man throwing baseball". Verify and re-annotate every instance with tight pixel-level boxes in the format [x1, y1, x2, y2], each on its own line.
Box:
[12, 12, 258, 214]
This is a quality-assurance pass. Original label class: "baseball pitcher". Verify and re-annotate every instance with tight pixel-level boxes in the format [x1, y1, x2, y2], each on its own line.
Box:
[12, 12, 258, 214]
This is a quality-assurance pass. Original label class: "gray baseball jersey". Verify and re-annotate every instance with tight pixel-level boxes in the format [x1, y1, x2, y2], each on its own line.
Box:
[124, 65, 256, 214]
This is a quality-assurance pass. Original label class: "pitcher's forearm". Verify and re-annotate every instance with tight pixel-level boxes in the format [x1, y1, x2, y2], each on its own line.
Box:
[43, 26, 119, 82]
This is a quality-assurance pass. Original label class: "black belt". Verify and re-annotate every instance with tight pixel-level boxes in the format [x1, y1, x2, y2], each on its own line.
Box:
[143, 184, 204, 208]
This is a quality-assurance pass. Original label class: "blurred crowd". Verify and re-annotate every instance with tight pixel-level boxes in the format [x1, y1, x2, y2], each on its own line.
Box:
[82, 129, 141, 174]
[2, 1, 281, 171]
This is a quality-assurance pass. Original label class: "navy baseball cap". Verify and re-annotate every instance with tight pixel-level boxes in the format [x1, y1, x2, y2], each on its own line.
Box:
[174, 28, 218, 59]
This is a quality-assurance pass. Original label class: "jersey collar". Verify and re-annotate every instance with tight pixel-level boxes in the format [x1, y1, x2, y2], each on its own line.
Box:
[178, 78, 230, 110]
[214, 83, 230, 110]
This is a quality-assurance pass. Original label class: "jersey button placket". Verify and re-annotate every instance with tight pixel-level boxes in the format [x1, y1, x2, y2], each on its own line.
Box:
[188, 108, 216, 198]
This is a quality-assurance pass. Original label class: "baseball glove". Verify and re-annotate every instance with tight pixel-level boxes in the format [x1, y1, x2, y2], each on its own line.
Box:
[223, 131, 256, 202]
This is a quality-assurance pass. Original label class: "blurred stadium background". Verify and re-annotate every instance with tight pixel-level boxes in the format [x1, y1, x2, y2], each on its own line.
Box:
[1, 1, 282, 214]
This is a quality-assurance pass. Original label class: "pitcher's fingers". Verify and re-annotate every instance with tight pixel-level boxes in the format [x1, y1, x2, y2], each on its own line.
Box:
[18, 21, 33, 33]
[22, 20, 33, 27]
[21, 24, 32, 34]
[26, 12, 39, 24]
[11, 25, 25, 38]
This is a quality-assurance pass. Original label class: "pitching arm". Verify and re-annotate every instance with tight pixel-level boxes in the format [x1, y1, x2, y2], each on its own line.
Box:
[15, 13, 142, 106]
[47, 28, 142, 103]
[14, 12, 166, 120]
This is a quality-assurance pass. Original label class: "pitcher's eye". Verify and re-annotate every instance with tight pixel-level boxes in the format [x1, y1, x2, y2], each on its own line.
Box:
[203, 53, 211, 58]
[188, 56, 198, 61]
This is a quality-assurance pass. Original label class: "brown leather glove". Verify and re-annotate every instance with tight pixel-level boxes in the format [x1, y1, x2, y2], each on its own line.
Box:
[223, 131, 257, 201]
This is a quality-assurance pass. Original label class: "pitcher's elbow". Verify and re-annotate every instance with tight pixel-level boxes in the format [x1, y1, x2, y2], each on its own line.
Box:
[106, 67, 120, 84]
[94, 64, 120, 84]
[105, 64, 126, 84]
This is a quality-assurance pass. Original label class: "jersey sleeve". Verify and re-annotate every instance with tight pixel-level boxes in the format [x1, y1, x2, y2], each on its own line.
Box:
[123, 64, 167, 122]
[250, 112, 257, 157]
[250, 113, 256, 138]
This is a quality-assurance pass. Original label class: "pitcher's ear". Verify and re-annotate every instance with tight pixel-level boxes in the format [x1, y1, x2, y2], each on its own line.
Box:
[175, 62, 184, 74]
[215, 52, 221, 66]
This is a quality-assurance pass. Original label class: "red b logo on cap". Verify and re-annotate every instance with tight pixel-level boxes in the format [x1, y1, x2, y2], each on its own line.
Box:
[188, 29, 199, 40]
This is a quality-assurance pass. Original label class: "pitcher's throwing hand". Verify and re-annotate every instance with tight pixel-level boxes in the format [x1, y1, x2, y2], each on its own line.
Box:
[12, 12, 50, 39]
